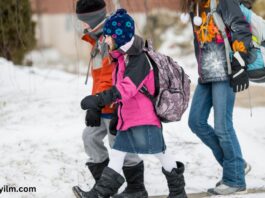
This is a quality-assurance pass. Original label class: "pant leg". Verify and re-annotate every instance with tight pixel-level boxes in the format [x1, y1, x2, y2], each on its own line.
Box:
[212, 81, 245, 188]
[188, 83, 224, 165]
[82, 118, 109, 163]
[103, 119, 143, 167]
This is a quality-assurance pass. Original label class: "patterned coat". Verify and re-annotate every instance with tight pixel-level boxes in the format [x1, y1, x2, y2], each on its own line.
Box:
[191, 0, 253, 83]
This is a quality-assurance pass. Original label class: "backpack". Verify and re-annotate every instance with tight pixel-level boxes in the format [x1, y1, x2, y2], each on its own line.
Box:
[239, 4, 265, 83]
[140, 40, 191, 123]
[210, 0, 265, 83]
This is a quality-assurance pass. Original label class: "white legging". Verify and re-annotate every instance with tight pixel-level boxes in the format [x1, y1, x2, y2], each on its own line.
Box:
[108, 149, 177, 174]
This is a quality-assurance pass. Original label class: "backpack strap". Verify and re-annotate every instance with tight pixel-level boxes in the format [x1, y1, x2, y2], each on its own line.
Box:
[140, 41, 157, 104]
[210, 0, 233, 75]
[139, 85, 156, 105]
[139, 50, 155, 104]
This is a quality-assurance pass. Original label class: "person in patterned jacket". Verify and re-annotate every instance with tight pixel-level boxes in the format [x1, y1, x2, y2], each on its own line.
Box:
[72, 1, 145, 198]
[180, 0, 252, 195]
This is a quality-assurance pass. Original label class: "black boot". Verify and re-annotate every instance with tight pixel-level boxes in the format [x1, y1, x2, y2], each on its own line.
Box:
[72, 159, 109, 198]
[86, 158, 110, 182]
[113, 161, 148, 198]
[73, 167, 124, 198]
[94, 167, 125, 197]
[162, 161, 187, 198]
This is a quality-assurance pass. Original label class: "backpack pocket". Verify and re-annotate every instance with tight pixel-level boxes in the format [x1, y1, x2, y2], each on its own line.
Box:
[156, 88, 185, 122]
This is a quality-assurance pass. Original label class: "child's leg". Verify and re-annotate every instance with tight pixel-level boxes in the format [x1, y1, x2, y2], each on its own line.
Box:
[155, 150, 187, 198]
[108, 149, 127, 174]
[154, 150, 177, 172]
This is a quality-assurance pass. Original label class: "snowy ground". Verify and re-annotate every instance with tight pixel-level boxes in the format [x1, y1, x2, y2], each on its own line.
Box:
[0, 57, 265, 198]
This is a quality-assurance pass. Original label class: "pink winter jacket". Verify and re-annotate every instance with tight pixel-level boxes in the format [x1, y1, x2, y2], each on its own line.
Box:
[109, 36, 161, 131]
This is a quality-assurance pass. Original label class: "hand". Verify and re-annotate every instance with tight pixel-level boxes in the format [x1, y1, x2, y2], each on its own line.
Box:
[85, 109, 101, 127]
[80, 87, 121, 110]
[81, 95, 102, 110]
[230, 52, 249, 92]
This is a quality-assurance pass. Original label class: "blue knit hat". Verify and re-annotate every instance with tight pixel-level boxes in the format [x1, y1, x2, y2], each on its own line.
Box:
[103, 9, 135, 48]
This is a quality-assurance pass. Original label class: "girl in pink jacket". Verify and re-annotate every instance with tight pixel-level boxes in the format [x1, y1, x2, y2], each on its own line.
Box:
[80, 9, 187, 198]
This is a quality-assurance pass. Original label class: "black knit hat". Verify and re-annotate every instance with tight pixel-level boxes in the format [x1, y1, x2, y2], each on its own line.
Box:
[76, 0, 106, 14]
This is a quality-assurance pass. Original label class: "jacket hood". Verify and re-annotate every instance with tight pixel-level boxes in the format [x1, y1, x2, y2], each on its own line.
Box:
[119, 35, 144, 56]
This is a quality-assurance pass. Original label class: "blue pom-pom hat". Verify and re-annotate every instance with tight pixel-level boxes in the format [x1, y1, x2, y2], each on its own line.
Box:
[103, 9, 135, 48]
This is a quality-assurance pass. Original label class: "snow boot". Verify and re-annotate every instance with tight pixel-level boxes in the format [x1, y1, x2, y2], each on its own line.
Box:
[72, 186, 97, 198]
[113, 161, 148, 198]
[72, 158, 109, 198]
[162, 161, 187, 198]
[94, 167, 125, 197]
[73, 167, 124, 198]
[86, 158, 110, 182]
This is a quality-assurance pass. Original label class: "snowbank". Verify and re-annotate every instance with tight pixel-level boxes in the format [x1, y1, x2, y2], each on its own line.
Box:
[0, 58, 264, 198]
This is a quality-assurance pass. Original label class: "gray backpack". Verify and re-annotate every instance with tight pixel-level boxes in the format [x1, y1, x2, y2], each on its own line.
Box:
[141, 40, 191, 123]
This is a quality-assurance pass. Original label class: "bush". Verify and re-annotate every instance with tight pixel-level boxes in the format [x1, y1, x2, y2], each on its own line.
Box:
[0, 0, 35, 65]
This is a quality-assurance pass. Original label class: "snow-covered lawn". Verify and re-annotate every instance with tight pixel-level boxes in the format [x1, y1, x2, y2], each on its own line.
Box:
[0, 58, 264, 198]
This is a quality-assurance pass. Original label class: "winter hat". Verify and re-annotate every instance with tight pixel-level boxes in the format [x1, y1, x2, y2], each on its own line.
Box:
[76, 0, 106, 30]
[103, 9, 135, 48]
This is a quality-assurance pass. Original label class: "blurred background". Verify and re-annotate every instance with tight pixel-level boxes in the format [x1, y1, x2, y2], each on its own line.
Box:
[1, 0, 264, 73]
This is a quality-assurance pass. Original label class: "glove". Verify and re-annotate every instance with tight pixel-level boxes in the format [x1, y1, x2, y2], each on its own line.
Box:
[230, 52, 249, 93]
[81, 95, 102, 111]
[85, 109, 101, 127]
[81, 86, 121, 110]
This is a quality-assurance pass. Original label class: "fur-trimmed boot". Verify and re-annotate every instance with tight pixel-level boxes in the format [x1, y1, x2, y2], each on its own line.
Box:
[162, 161, 187, 198]
[113, 161, 148, 198]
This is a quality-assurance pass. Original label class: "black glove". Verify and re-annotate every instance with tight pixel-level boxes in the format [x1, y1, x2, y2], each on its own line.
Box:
[230, 52, 249, 93]
[109, 105, 118, 136]
[85, 109, 101, 127]
[81, 86, 121, 110]
[81, 95, 102, 111]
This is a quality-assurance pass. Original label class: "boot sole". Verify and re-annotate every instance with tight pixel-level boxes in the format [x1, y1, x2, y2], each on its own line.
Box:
[112, 192, 148, 198]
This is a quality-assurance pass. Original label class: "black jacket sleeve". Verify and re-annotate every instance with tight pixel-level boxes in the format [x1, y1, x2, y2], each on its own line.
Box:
[218, 0, 253, 54]
[115, 52, 152, 102]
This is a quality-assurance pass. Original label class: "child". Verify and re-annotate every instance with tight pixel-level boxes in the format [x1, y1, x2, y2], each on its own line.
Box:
[179, 0, 252, 195]
[73, 1, 146, 198]
[80, 8, 187, 198]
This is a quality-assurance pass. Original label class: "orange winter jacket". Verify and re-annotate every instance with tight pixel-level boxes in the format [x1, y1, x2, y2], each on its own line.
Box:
[82, 33, 114, 114]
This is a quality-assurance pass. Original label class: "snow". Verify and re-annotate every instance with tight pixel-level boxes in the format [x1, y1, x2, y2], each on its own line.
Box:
[24, 48, 87, 75]
[0, 55, 265, 198]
